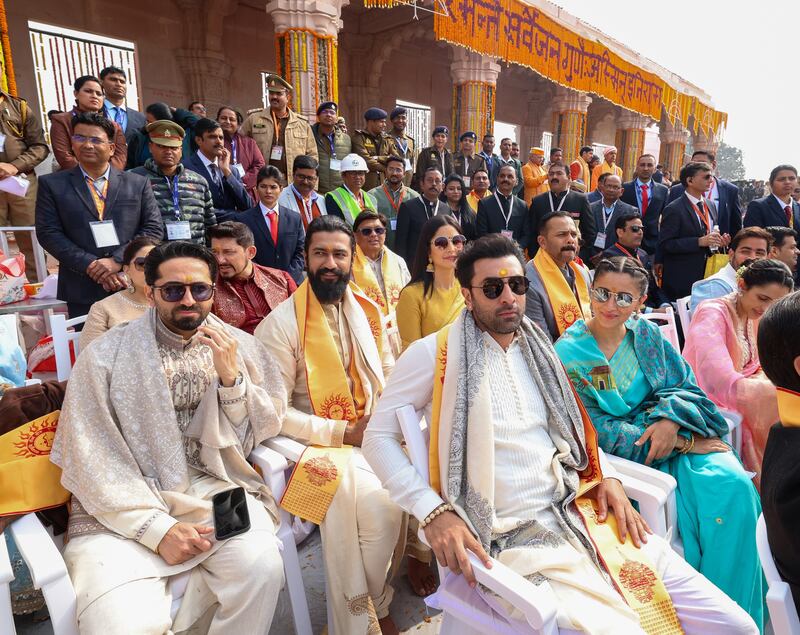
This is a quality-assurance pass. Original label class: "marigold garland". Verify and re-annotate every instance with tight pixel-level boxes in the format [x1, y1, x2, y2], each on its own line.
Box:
[0, 0, 16, 95]
[274, 28, 338, 114]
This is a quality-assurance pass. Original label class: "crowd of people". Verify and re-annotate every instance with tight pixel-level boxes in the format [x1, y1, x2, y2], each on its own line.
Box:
[2, 65, 800, 635]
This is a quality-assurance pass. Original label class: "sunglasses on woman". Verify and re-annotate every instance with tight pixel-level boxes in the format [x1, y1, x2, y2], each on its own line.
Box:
[133, 257, 147, 271]
[431, 234, 467, 249]
[152, 282, 215, 303]
[358, 226, 386, 236]
[472, 276, 530, 299]
[591, 287, 637, 308]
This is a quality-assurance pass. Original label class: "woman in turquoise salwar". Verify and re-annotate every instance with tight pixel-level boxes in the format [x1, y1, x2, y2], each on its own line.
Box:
[554, 256, 765, 631]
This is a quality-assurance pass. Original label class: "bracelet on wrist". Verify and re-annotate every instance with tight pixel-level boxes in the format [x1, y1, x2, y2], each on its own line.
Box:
[420, 503, 454, 529]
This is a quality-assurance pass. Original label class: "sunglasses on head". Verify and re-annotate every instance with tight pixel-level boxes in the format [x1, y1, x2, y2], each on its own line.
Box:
[591, 287, 637, 308]
[359, 226, 386, 236]
[472, 275, 530, 299]
[152, 282, 215, 303]
[432, 234, 467, 249]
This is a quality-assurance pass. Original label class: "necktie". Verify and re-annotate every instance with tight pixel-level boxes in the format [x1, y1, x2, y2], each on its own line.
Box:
[208, 164, 221, 188]
[785, 205, 793, 226]
[113, 107, 124, 126]
[640, 183, 649, 215]
[267, 210, 279, 244]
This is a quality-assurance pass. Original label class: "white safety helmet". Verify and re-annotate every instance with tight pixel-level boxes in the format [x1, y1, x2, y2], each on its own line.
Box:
[340, 153, 368, 173]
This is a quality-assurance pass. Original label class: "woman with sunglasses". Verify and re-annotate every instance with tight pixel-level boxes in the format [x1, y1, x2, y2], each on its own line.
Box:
[49, 75, 128, 171]
[684, 258, 794, 488]
[79, 236, 161, 349]
[554, 256, 765, 629]
[396, 215, 466, 352]
[440, 174, 478, 241]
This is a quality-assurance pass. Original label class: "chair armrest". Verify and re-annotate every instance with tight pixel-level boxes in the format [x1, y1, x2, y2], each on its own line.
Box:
[616, 474, 670, 537]
[264, 435, 306, 464]
[8, 514, 69, 588]
[606, 455, 677, 494]
[249, 444, 290, 500]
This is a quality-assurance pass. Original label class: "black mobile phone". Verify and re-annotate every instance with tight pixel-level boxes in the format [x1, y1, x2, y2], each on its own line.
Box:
[212, 487, 251, 540]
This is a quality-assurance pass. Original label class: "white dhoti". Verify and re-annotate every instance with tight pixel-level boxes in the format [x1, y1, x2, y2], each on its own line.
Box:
[65, 480, 284, 635]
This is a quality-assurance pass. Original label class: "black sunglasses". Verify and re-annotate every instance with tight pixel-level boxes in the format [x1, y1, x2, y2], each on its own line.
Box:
[152, 282, 215, 303]
[432, 234, 467, 249]
[359, 226, 386, 236]
[472, 276, 529, 299]
[627, 225, 644, 233]
[591, 287, 637, 308]
[133, 256, 147, 271]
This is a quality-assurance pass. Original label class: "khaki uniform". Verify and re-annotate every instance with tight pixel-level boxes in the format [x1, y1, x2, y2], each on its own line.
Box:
[384, 132, 416, 187]
[351, 130, 390, 191]
[413, 146, 454, 192]
[312, 123, 351, 195]
[0, 91, 50, 281]
[452, 153, 487, 189]
[240, 108, 317, 181]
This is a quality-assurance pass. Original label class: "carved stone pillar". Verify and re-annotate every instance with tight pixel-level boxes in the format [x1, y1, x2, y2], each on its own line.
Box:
[692, 130, 720, 157]
[450, 48, 500, 144]
[267, 0, 348, 119]
[614, 111, 649, 181]
[659, 120, 690, 180]
[551, 86, 592, 164]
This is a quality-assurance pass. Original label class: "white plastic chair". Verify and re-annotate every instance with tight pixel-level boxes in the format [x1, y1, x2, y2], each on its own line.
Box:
[394, 404, 675, 635]
[0, 226, 49, 283]
[2, 444, 313, 635]
[756, 513, 800, 635]
[675, 295, 692, 339]
[641, 306, 680, 352]
[50, 314, 86, 382]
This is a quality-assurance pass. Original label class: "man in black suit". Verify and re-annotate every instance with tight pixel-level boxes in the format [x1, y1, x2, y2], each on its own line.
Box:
[658, 161, 728, 300]
[621, 153, 669, 254]
[745, 164, 800, 230]
[667, 150, 742, 237]
[100, 66, 146, 144]
[36, 112, 163, 317]
[237, 166, 304, 284]
[528, 162, 595, 262]
[759, 292, 800, 615]
[589, 173, 638, 261]
[476, 164, 528, 248]
[395, 166, 449, 264]
[182, 118, 252, 222]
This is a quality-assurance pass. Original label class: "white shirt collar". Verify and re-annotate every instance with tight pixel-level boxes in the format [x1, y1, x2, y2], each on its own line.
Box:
[79, 164, 111, 183]
[685, 191, 703, 206]
[291, 184, 317, 202]
[259, 201, 278, 216]
[197, 151, 218, 170]
[773, 194, 793, 210]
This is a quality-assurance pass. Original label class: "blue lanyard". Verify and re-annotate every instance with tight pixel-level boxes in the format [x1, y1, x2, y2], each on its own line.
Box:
[326, 132, 336, 157]
[394, 136, 408, 155]
[165, 176, 180, 218]
[231, 137, 238, 164]
[86, 176, 107, 202]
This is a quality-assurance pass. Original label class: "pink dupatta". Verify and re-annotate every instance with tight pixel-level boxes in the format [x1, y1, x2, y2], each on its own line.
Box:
[683, 294, 779, 488]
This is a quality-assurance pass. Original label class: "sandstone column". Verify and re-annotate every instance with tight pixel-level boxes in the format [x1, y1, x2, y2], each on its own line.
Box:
[615, 111, 649, 181]
[659, 120, 690, 180]
[551, 86, 592, 163]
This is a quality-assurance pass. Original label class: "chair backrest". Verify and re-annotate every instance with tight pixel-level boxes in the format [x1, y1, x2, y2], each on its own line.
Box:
[50, 313, 87, 381]
[0, 226, 49, 283]
[676, 295, 692, 338]
[641, 306, 680, 352]
[756, 513, 800, 634]
[396, 405, 430, 486]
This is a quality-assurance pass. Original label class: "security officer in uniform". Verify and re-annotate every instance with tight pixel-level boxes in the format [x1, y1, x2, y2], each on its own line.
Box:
[351, 107, 389, 191]
[413, 125, 453, 192]
[311, 100, 351, 194]
[240, 73, 317, 181]
[0, 64, 50, 281]
[452, 131, 487, 190]
[384, 106, 416, 187]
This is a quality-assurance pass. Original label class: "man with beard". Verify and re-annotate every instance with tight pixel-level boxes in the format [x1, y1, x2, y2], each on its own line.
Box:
[524, 211, 592, 341]
[50, 240, 288, 634]
[209, 221, 296, 334]
[528, 162, 595, 262]
[395, 166, 449, 264]
[255, 215, 403, 635]
[368, 155, 419, 250]
[363, 234, 758, 634]
[522, 146, 548, 205]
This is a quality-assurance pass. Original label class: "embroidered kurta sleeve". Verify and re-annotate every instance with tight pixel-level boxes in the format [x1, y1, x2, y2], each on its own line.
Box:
[94, 508, 178, 553]
[363, 335, 445, 522]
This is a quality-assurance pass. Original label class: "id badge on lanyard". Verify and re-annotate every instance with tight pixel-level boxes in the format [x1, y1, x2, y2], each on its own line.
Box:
[90, 220, 120, 248]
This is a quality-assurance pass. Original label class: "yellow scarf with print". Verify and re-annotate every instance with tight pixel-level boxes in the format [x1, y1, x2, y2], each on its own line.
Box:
[351, 246, 404, 321]
[533, 249, 592, 336]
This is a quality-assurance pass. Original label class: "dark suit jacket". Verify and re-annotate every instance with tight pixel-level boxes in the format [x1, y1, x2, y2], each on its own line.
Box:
[123, 108, 146, 144]
[761, 422, 800, 616]
[669, 178, 742, 237]
[587, 190, 602, 204]
[621, 179, 669, 254]
[528, 190, 595, 262]
[35, 166, 163, 304]
[657, 194, 719, 300]
[744, 195, 800, 230]
[603, 243, 672, 308]
[476, 193, 529, 247]
[182, 152, 252, 222]
[590, 199, 639, 253]
[394, 197, 450, 265]
[237, 205, 305, 284]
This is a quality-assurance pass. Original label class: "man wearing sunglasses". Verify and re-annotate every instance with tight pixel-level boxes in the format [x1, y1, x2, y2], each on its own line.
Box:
[524, 210, 592, 342]
[351, 210, 410, 357]
[51, 240, 289, 634]
[255, 215, 403, 635]
[364, 234, 756, 634]
[36, 112, 163, 318]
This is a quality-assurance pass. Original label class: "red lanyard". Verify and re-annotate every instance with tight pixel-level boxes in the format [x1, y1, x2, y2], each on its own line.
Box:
[613, 243, 639, 261]
[382, 183, 403, 214]
[688, 198, 711, 233]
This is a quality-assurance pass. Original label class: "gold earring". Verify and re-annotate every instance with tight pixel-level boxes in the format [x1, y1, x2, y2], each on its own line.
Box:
[426, 259, 434, 273]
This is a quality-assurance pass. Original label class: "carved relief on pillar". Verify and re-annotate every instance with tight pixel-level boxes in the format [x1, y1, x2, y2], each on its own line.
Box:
[691, 130, 719, 156]
[450, 48, 500, 143]
[659, 120, 690, 181]
[550, 86, 591, 163]
[267, 0, 349, 119]
[615, 111, 649, 181]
